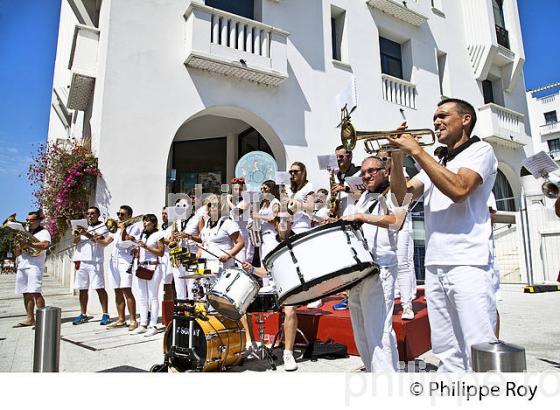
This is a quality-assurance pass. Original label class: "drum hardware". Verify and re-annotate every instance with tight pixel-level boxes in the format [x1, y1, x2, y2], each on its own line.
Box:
[179, 273, 216, 280]
[247, 311, 277, 370]
[339, 106, 435, 153]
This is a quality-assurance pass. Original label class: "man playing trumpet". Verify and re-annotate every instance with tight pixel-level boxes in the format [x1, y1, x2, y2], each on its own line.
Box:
[13, 211, 51, 328]
[388, 98, 498, 372]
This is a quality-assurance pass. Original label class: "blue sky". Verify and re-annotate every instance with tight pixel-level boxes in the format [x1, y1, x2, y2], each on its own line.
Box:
[0, 0, 559, 220]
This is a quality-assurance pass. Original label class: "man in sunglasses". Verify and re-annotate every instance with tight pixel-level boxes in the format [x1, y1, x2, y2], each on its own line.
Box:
[388, 98, 498, 372]
[71, 206, 111, 325]
[106, 205, 142, 330]
[342, 157, 407, 372]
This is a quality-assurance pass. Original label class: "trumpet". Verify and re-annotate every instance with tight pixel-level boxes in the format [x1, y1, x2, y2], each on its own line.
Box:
[542, 173, 560, 199]
[340, 109, 436, 154]
[104, 214, 144, 234]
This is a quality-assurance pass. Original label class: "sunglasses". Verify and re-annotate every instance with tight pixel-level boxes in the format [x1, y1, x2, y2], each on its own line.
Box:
[86, 212, 98, 215]
[116, 212, 127, 216]
[231, 178, 245, 184]
[360, 167, 385, 177]
[336, 154, 351, 159]
[288, 170, 301, 175]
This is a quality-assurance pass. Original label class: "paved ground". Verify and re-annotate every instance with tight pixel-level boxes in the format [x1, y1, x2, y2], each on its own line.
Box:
[0, 272, 559, 373]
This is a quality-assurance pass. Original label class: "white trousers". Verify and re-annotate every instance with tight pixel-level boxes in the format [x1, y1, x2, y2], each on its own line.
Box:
[239, 228, 255, 263]
[425, 265, 497, 372]
[395, 229, 416, 309]
[349, 266, 399, 373]
[172, 266, 191, 300]
[136, 266, 163, 327]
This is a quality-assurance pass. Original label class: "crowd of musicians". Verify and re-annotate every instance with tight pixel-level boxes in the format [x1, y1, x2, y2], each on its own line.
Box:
[12, 98, 503, 373]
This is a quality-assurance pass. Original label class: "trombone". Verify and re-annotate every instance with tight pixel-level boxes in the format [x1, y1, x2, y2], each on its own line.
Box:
[340, 107, 436, 154]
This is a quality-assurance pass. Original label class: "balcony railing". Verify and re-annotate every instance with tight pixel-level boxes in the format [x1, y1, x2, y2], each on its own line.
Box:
[541, 122, 560, 136]
[477, 103, 525, 148]
[495, 25, 510, 50]
[184, 3, 289, 86]
[381, 74, 416, 109]
[367, 0, 428, 27]
[540, 93, 558, 104]
[67, 24, 99, 110]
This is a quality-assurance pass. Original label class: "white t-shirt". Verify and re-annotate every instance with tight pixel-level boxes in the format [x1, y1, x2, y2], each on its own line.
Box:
[72, 222, 109, 263]
[336, 166, 362, 217]
[139, 230, 164, 263]
[259, 198, 281, 236]
[313, 206, 330, 223]
[201, 216, 240, 269]
[287, 181, 314, 233]
[349, 190, 401, 267]
[414, 140, 498, 266]
[17, 228, 51, 270]
[230, 197, 250, 232]
[111, 222, 142, 263]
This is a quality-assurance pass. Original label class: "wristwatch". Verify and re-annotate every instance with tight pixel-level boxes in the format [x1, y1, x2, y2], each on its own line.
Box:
[344, 186, 350, 193]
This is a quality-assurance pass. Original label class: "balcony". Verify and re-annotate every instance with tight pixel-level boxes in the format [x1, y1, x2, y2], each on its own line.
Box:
[495, 25, 510, 49]
[541, 122, 560, 136]
[381, 74, 416, 109]
[367, 0, 428, 27]
[477, 103, 526, 149]
[67, 24, 99, 110]
[184, 3, 289, 87]
[540, 93, 558, 105]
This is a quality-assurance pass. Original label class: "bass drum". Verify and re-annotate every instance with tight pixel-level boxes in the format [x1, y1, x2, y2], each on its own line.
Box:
[163, 313, 245, 372]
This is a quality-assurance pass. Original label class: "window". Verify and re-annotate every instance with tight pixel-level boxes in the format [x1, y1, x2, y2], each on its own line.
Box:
[330, 7, 346, 62]
[437, 51, 448, 97]
[492, 0, 506, 28]
[547, 138, 560, 155]
[238, 127, 274, 159]
[482, 80, 495, 104]
[205, 0, 254, 20]
[544, 111, 558, 125]
[379, 37, 403, 79]
[493, 169, 515, 211]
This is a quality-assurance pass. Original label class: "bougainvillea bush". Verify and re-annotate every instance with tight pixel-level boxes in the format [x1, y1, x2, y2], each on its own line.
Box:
[27, 140, 100, 244]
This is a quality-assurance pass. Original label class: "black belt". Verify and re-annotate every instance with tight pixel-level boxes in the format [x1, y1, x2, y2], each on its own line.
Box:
[139, 261, 159, 266]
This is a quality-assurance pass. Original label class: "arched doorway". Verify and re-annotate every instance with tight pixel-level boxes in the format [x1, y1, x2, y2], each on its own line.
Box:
[167, 107, 286, 195]
[493, 168, 516, 211]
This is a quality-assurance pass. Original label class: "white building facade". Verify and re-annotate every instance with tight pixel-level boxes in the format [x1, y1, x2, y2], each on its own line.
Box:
[47, 0, 536, 287]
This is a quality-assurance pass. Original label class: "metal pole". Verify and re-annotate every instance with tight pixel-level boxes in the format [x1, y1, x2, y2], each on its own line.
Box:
[522, 190, 535, 286]
[33, 306, 61, 372]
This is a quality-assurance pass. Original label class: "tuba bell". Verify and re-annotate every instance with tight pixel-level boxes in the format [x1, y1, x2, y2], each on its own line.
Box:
[2, 214, 43, 257]
[542, 173, 560, 199]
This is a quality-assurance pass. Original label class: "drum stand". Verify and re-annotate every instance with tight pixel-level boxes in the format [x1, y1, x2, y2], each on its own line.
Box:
[248, 312, 277, 371]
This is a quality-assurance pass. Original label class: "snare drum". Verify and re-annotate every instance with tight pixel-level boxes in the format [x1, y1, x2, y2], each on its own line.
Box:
[263, 220, 379, 306]
[164, 312, 245, 372]
[207, 267, 259, 320]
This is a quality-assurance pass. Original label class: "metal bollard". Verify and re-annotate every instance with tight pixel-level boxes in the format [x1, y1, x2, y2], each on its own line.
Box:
[471, 340, 527, 372]
[33, 306, 61, 372]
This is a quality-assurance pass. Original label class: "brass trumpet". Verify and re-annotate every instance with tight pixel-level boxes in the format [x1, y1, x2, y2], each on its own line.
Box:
[541, 173, 560, 199]
[340, 110, 436, 154]
[1, 214, 43, 257]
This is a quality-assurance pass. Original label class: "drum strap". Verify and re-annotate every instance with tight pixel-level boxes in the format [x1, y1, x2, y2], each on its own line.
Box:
[343, 225, 362, 265]
[225, 271, 240, 292]
[285, 240, 308, 291]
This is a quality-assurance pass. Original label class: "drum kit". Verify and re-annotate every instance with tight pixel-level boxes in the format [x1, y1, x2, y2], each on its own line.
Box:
[151, 220, 380, 373]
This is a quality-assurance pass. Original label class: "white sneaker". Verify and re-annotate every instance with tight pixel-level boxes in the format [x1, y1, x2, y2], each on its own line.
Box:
[131, 325, 147, 335]
[307, 299, 323, 309]
[401, 306, 414, 320]
[283, 352, 298, 371]
[144, 326, 158, 337]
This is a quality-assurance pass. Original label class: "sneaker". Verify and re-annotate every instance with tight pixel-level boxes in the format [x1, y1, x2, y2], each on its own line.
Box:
[283, 352, 298, 372]
[72, 314, 89, 325]
[128, 321, 139, 331]
[401, 306, 414, 320]
[307, 299, 323, 309]
[131, 325, 147, 335]
[106, 320, 126, 329]
[144, 326, 158, 337]
[99, 314, 111, 326]
[333, 298, 348, 311]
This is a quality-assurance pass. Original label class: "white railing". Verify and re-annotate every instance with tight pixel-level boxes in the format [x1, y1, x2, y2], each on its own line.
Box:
[184, 3, 289, 86]
[381, 74, 416, 109]
[478, 103, 525, 141]
[540, 93, 558, 104]
[541, 122, 560, 135]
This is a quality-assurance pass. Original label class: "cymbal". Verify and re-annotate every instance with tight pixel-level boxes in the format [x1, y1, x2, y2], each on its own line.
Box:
[179, 273, 217, 280]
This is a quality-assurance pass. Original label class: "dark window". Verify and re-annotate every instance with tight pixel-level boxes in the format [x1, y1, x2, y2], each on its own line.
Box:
[482, 80, 495, 104]
[493, 169, 515, 211]
[238, 127, 274, 160]
[492, 0, 506, 28]
[331, 18, 339, 60]
[544, 111, 558, 125]
[379, 37, 403, 79]
[205, 0, 254, 19]
[172, 138, 227, 194]
[547, 138, 560, 154]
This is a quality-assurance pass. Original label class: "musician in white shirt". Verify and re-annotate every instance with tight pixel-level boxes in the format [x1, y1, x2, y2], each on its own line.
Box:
[71, 207, 111, 326]
[12, 211, 51, 328]
[342, 157, 407, 372]
[285, 162, 314, 234]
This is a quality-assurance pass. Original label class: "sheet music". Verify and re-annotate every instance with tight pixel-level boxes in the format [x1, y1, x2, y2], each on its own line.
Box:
[335, 76, 357, 114]
[70, 219, 88, 230]
[522, 151, 559, 178]
[6, 221, 25, 231]
[317, 154, 339, 171]
[345, 176, 365, 192]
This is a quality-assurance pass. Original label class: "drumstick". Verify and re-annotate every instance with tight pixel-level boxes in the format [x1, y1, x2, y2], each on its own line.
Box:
[196, 244, 244, 265]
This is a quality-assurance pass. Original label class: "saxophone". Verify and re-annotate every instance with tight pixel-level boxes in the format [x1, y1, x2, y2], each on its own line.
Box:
[168, 219, 183, 268]
[329, 170, 340, 218]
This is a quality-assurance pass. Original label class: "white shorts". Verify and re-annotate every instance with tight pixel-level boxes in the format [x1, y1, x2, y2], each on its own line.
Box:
[74, 261, 105, 290]
[109, 258, 133, 289]
[15, 265, 43, 294]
